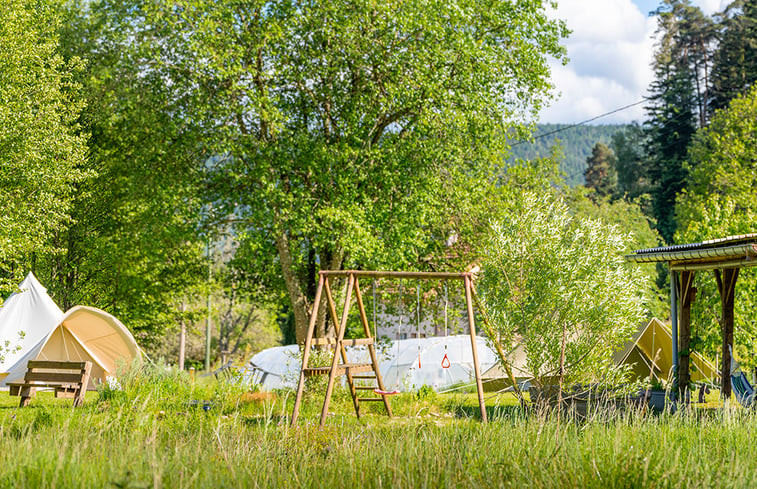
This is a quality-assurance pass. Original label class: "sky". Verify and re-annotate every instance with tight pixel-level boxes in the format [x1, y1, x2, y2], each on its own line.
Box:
[539, 0, 730, 124]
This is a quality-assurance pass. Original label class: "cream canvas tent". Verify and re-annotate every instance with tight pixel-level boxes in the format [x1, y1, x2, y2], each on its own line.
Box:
[0, 272, 64, 378]
[614, 317, 719, 384]
[2, 306, 142, 389]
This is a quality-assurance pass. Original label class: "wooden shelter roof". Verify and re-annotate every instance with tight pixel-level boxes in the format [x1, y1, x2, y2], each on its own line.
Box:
[625, 234, 757, 271]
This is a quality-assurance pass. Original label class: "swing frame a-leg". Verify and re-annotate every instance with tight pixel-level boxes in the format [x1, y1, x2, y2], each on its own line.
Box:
[290, 270, 488, 426]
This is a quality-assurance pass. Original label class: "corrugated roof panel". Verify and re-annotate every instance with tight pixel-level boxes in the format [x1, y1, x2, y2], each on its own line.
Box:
[633, 233, 757, 255]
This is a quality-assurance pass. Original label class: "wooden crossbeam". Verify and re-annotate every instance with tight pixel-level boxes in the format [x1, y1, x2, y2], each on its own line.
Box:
[290, 270, 487, 426]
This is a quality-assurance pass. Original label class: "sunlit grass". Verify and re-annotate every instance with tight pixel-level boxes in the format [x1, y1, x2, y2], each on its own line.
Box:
[0, 369, 754, 488]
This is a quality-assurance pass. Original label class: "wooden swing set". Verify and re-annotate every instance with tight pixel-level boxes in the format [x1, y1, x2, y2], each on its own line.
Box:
[290, 270, 488, 427]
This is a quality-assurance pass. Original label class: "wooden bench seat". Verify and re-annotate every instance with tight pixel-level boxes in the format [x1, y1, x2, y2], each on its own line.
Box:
[8, 360, 92, 407]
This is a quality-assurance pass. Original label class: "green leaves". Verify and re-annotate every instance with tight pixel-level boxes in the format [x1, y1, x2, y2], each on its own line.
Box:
[675, 86, 757, 367]
[0, 0, 87, 291]
[478, 192, 647, 386]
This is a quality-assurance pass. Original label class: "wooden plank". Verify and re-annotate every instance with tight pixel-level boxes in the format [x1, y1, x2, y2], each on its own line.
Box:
[24, 372, 85, 383]
[320, 270, 469, 280]
[356, 398, 384, 402]
[310, 338, 374, 346]
[303, 364, 373, 378]
[26, 361, 87, 370]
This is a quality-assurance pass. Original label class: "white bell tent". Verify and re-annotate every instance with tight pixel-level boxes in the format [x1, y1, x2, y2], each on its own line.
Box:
[243, 335, 498, 392]
[0, 272, 64, 377]
[2, 305, 142, 388]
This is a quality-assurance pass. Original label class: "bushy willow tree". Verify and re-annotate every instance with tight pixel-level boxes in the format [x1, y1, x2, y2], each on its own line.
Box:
[0, 0, 86, 293]
[676, 86, 757, 366]
[80, 0, 568, 342]
[478, 193, 647, 390]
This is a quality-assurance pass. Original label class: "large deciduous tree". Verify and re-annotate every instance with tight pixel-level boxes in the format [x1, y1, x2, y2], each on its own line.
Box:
[0, 0, 86, 292]
[31, 0, 210, 344]
[89, 0, 568, 342]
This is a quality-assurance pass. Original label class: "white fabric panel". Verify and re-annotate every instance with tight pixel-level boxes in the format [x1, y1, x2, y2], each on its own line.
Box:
[0, 272, 64, 373]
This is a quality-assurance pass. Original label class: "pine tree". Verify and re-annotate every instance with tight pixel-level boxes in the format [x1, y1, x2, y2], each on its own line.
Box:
[584, 142, 617, 197]
[611, 122, 650, 199]
[710, 0, 757, 114]
[645, 0, 712, 242]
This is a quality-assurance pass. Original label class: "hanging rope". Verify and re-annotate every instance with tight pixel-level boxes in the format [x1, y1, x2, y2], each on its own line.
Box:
[417, 283, 422, 369]
[373, 278, 400, 396]
[441, 282, 450, 369]
[372, 279, 377, 339]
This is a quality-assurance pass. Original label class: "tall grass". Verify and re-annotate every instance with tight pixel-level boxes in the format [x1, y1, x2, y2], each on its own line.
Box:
[0, 366, 756, 488]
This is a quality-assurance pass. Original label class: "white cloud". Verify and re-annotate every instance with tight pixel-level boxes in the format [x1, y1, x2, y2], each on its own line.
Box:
[539, 0, 729, 124]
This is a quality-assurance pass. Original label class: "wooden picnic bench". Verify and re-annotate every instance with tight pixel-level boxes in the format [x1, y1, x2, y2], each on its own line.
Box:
[8, 360, 92, 407]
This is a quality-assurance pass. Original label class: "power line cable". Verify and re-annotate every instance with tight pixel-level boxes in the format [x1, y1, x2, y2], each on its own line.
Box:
[511, 99, 648, 147]
[512, 72, 713, 148]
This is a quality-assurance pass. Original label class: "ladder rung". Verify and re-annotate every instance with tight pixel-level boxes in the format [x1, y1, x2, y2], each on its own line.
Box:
[355, 386, 376, 390]
[310, 338, 375, 347]
[303, 363, 374, 377]
[352, 375, 376, 380]
[356, 398, 385, 402]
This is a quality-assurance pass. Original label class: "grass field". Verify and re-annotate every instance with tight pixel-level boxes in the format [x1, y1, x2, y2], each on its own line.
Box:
[0, 367, 755, 488]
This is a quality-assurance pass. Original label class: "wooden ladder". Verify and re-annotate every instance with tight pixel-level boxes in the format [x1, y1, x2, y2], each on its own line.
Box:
[291, 272, 393, 427]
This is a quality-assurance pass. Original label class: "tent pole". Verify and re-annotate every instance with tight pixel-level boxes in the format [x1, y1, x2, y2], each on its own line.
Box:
[670, 268, 678, 395]
[205, 240, 212, 373]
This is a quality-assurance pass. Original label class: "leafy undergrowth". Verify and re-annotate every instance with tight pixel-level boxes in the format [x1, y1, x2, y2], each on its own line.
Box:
[0, 367, 755, 488]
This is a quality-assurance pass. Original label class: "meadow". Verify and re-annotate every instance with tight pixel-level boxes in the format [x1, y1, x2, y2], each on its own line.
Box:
[0, 365, 753, 488]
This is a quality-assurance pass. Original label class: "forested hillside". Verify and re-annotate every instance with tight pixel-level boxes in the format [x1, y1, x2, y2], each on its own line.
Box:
[507, 124, 628, 186]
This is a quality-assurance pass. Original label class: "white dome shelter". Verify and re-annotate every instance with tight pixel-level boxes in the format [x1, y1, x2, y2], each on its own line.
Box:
[243, 335, 498, 392]
[376, 335, 498, 390]
[243, 344, 301, 390]
[0, 272, 64, 378]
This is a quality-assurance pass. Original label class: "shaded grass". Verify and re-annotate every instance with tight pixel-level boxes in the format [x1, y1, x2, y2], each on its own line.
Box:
[0, 370, 756, 488]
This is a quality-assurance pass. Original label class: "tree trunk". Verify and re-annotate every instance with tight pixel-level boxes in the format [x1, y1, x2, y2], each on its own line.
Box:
[274, 230, 311, 344]
[557, 322, 567, 422]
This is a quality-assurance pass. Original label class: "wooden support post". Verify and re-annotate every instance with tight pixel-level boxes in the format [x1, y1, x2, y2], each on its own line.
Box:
[319, 274, 355, 428]
[73, 361, 92, 408]
[19, 386, 34, 407]
[678, 270, 695, 400]
[715, 268, 738, 400]
[464, 274, 487, 422]
[291, 274, 325, 425]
